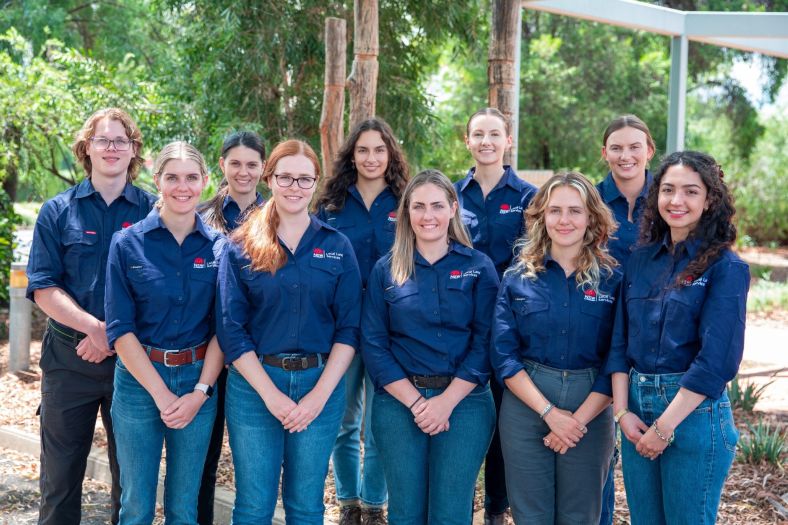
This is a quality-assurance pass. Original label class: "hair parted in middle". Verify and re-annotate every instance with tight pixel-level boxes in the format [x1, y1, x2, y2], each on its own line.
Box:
[508, 171, 618, 291]
[232, 139, 320, 274]
[152, 141, 208, 209]
[72, 107, 145, 181]
[314, 117, 409, 213]
[389, 169, 472, 286]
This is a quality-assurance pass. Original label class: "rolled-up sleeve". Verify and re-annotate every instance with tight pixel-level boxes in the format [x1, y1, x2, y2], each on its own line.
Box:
[456, 256, 499, 385]
[215, 244, 258, 364]
[104, 232, 135, 349]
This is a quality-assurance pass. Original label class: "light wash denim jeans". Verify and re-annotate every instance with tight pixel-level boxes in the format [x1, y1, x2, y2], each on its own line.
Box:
[372, 383, 495, 525]
[621, 370, 738, 525]
[111, 358, 217, 525]
[331, 353, 387, 507]
[225, 357, 344, 525]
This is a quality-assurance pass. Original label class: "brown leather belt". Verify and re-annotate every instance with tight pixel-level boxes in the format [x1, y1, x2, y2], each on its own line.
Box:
[409, 375, 453, 389]
[144, 343, 207, 367]
[262, 353, 329, 371]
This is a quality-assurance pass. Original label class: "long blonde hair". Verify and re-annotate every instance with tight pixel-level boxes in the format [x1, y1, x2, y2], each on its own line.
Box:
[232, 139, 320, 274]
[390, 169, 472, 285]
[508, 172, 618, 291]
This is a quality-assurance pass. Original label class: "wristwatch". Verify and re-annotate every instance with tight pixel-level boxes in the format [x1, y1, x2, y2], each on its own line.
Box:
[614, 408, 630, 423]
[193, 383, 214, 398]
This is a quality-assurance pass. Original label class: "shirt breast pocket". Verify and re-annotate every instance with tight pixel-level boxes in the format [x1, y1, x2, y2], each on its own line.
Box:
[625, 284, 652, 337]
[664, 290, 702, 344]
[127, 266, 168, 307]
[239, 266, 281, 307]
[62, 229, 99, 286]
[310, 257, 343, 298]
[579, 300, 615, 341]
[446, 277, 474, 325]
[191, 267, 218, 299]
[514, 297, 550, 346]
[384, 282, 420, 332]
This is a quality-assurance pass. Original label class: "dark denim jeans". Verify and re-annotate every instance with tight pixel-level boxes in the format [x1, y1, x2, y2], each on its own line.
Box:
[331, 353, 387, 508]
[225, 359, 344, 524]
[372, 384, 495, 525]
[621, 370, 738, 525]
[111, 358, 217, 525]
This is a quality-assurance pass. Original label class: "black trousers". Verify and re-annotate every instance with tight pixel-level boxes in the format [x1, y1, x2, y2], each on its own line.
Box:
[38, 322, 121, 525]
[484, 378, 509, 514]
[196, 366, 227, 525]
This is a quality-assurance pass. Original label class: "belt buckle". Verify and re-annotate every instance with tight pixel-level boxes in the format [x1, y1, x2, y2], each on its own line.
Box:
[163, 349, 182, 367]
[412, 376, 425, 389]
[282, 356, 308, 371]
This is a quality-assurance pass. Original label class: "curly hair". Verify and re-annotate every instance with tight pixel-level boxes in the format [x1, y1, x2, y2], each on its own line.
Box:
[640, 151, 737, 284]
[314, 117, 409, 212]
[508, 172, 618, 292]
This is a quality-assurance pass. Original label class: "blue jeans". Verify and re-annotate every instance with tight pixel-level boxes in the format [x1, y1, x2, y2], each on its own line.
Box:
[621, 370, 738, 525]
[331, 354, 387, 507]
[598, 443, 618, 525]
[225, 358, 345, 525]
[111, 358, 217, 525]
[372, 384, 495, 525]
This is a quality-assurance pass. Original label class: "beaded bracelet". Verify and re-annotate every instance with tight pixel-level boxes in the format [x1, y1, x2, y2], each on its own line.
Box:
[652, 419, 675, 445]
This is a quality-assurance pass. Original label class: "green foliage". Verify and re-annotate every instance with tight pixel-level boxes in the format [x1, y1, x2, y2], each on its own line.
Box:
[0, 189, 21, 306]
[728, 375, 773, 412]
[737, 419, 787, 468]
[747, 279, 788, 313]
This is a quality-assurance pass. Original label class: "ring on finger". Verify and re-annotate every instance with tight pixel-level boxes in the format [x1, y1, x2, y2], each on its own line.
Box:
[543, 438, 551, 446]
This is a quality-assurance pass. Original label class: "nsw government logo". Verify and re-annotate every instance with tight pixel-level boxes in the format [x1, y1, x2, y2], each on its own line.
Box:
[193, 257, 206, 269]
[499, 203, 523, 215]
[449, 270, 462, 280]
[387, 212, 397, 222]
[313, 248, 325, 259]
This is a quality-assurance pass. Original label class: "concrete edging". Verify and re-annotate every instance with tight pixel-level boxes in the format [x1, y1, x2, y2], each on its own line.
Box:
[0, 425, 286, 524]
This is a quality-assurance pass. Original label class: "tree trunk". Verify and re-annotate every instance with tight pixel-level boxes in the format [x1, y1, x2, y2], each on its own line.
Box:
[320, 17, 347, 180]
[347, 0, 379, 131]
[489, 0, 521, 168]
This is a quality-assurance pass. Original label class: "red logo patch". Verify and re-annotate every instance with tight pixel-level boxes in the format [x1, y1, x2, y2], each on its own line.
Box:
[313, 248, 325, 258]
[194, 257, 205, 264]
[684, 275, 694, 285]
[449, 270, 462, 279]
[387, 211, 397, 222]
[584, 289, 596, 297]
[121, 221, 132, 228]
[500, 204, 511, 211]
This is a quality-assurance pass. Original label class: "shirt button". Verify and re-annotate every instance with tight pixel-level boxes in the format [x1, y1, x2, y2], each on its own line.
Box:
[437, 332, 442, 338]
[174, 319, 179, 324]
[432, 288, 436, 292]
[291, 333, 296, 337]
[433, 310, 439, 315]
[178, 296, 183, 301]
[561, 329, 567, 335]
[292, 284, 298, 288]
[292, 309, 297, 313]
[640, 376, 647, 382]
[176, 271, 181, 277]
[651, 348, 656, 352]
[563, 302, 568, 307]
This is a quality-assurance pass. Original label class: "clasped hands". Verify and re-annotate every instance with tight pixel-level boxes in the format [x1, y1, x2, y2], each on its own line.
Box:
[410, 395, 454, 436]
[541, 407, 588, 454]
[619, 412, 671, 461]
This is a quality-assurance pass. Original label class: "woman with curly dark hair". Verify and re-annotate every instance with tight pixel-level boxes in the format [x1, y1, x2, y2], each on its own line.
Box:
[315, 117, 409, 524]
[604, 151, 750, 525]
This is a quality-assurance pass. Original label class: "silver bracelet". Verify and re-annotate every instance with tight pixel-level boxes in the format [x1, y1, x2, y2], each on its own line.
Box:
[652, 419, 675, 445]
[539, 402, 554, 419]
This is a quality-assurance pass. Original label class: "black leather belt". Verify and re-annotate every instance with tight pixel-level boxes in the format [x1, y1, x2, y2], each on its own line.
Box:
[409, 375, 453, 389]
[262, 353, 329, 371]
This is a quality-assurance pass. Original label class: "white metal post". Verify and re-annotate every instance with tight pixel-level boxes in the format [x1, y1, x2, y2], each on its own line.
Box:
[667, 34, 688, 154]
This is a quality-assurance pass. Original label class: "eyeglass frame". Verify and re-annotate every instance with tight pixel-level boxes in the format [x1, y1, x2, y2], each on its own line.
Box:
[273, 174, 317, 189]
[89, 137, 135, 151]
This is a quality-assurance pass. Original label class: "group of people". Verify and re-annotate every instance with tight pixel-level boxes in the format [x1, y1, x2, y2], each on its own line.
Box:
[26, 106, 749, 525]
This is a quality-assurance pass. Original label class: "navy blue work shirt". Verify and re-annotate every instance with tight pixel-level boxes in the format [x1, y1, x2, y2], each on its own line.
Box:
[604, 238, 750, 400]
[596, 171, 651, 267]
[105, 208, 224, 350]
[317, 185, 398, 287]
[222, 192, 264, 231]
[455, 166, 537, 277]
[361, 242, 500, 391]
[216, 215, 362, 364]
[491, 257, 622, 396]
[26, 179, 157, 320]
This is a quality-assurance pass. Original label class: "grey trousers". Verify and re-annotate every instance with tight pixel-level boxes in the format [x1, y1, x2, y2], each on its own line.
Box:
[499, 361, 614, 525]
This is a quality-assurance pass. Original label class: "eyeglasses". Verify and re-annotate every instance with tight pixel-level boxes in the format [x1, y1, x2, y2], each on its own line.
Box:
[89, 137, 134, 151]
[274, 174, 317, 189]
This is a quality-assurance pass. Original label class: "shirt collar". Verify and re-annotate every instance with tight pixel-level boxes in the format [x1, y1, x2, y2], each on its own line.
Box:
[74, 179, 98, 199]
[598, 170, 652, 204]
[653, 234, 701, 260]
[75, 179, 141, 205]
[457, 165, 521, 194]
[222, 192, 264, 211]
[140, 207, 216, 240]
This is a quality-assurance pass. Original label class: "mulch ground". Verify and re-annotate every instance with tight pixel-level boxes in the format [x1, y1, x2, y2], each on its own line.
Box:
[1, 315, 786, 524]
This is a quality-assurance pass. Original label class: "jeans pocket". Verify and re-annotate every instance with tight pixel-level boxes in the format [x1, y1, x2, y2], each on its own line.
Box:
[718, 401, 738, 453]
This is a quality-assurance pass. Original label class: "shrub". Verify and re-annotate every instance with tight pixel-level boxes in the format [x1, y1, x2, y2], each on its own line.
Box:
[728, 375, 773, 413]
[737, 419, 787, 468]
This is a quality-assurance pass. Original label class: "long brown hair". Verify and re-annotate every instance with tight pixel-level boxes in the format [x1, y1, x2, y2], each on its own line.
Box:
[390, 170, 472, 285]
[314, 117, 409, 212]
[232, 139, 320, 274]
[508, 172, 618, 291]
[72, 107, 144, 181]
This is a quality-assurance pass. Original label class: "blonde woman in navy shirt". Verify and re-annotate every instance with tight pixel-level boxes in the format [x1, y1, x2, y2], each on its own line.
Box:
[491, 172, 620, 524]
[605, 151, 749, 524]
[363, 169, 499, 525]
[315, 118, 409, 525]
[105, 141, 224, 524]
[216, 140, 362, 524]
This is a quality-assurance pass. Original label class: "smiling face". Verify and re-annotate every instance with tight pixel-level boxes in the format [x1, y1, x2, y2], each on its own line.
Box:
[602, 126, 654, 184]
[268, 154, 317, 217]
[220, 145, 264, 199]
[86, 117, 136, 180]
[353, 130, 389, 183]
[465, 114, 512, 168]
[155, 158, 208, 216]
[408, 182, 457, 248]
[658, 164, 708, 243]
[544, 185, 589, 255]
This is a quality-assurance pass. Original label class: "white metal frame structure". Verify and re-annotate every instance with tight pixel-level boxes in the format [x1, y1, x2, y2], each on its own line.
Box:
[521, 0, 788, 153]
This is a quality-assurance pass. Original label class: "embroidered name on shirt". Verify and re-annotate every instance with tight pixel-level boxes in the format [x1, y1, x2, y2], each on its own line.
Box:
[499, 204, 523, 215]
[84, 230, 97, 235]
[463, 270, 480, 278]
[583, 289, 615, 304]
[326, 252, 344, 261]
[683, 275, 708, 287]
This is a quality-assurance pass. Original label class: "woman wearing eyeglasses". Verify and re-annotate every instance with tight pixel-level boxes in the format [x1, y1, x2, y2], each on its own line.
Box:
[217, 139, 362, 524]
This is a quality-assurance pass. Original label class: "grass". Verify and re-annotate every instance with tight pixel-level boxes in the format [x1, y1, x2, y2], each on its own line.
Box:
[747, 278, 788, 313]
[738, 419, 787, 468]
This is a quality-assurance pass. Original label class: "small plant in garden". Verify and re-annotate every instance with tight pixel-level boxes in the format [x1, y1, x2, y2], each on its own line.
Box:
[737, 419, 787, 468]
[728, 375, 774, 413]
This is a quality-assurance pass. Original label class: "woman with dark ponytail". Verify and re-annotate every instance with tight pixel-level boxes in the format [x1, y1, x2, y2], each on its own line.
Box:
[605, 151, 749, 524]
[196, 130, 265, 525]
[217, 139, 362, 524]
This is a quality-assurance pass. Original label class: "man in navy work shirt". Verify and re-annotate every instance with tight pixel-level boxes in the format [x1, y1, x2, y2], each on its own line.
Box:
[26, 108, 157, 525]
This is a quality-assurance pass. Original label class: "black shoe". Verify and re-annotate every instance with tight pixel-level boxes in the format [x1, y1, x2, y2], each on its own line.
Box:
[361, 507, 387, 525]
[339, 505, 362, 525]
[484, 510, 505, 525]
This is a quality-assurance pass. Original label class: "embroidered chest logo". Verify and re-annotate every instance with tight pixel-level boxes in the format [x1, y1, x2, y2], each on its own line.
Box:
[449, 269, 480, 280]
[387, 212, 397, 222]
[449, 270, 462, 280]
[121, 221, 132, 229]
[313, 248, 325, 259]
[193, 257, 206, 269]
[583, 289, 615, 304]
[499, 203, 523, 215]
[683, 275, 708, 287]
